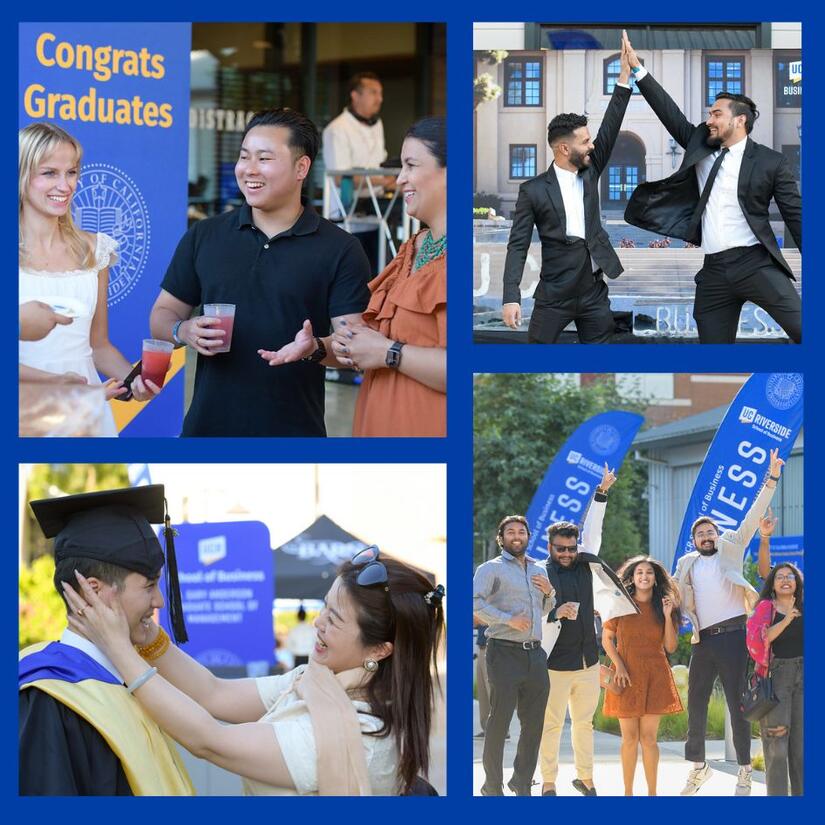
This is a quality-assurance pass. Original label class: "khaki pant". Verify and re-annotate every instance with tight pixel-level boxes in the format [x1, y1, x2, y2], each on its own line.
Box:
[540, 663, 601, 783]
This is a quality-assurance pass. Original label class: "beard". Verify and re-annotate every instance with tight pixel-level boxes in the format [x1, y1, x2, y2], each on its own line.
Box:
[568, 148, 591, 171]
[504, 543, 527, 558]
[697, 544, 718, 556]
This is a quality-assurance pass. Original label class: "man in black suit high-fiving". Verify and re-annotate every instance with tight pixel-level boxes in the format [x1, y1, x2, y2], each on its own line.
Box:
[501, 42, 632, 343]
[622, 31, 801, 344]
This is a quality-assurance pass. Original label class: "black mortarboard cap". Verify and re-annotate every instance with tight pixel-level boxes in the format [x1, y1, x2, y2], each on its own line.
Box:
[30, 484, 188, 643]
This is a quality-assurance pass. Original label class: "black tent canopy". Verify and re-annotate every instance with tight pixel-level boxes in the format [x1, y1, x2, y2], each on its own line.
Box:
[272, 515, 434, 599]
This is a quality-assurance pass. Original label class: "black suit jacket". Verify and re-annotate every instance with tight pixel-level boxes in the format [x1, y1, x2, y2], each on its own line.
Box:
[502, 84, 631, 304]
[625, 71, 801, 279]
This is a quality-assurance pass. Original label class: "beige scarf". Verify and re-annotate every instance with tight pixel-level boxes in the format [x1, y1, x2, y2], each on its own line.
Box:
[294, 658, 374, 795]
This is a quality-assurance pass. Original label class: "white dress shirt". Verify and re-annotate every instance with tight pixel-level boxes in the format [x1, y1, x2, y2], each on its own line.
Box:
[60, 627, 123, 682]
[552, 162, 586, 239]
[695, 137, 759, 253]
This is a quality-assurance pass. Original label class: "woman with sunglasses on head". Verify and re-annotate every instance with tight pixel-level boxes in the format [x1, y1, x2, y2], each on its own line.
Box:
[62, 546, 444, 795]
[601, 556, 683, 796]
[746, 563, 803, 796]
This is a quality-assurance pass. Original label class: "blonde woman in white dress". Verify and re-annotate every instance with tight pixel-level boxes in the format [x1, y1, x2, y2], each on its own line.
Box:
[19, 122, 161, 436]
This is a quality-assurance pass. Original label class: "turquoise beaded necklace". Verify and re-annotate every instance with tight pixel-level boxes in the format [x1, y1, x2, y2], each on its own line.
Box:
[413, 230, 447, 271]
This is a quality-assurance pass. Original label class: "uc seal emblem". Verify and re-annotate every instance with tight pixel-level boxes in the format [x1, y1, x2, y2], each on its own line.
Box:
[765, 374, 803, 411]
[72, 164, 150, 306]
[589, 424, 621, 457]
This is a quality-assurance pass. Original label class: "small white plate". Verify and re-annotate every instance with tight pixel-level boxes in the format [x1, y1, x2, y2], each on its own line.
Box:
[37, 296, 88, 319]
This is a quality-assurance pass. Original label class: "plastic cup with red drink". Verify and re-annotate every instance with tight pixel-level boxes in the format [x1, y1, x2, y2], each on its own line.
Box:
[203, 303, 236, 353]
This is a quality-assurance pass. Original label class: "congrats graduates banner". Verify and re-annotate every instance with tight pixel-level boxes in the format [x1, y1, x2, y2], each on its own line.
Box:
[672, 373, 804, 571]
[19, 23, 191, 436]
[525, 410, 644, 561]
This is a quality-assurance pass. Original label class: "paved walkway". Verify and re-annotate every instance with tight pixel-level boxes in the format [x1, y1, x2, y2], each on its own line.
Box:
[472, 701, 767, 797]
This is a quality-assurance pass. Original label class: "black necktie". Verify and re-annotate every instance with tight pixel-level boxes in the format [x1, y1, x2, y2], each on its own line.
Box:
[688, 147, 729, 242]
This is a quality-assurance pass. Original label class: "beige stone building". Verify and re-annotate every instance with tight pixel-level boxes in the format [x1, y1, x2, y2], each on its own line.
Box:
[474, 23, 801, 217]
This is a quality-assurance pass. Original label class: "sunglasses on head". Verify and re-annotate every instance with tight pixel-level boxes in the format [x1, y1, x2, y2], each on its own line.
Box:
[351, 545, 389, 591]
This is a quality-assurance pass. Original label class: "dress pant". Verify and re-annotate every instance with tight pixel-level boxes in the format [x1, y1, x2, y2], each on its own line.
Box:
[693, 244, 801, 343]
[685, 625, 751, 765]
[760, 656, 803, 796]
[527, 276, 614, 344]
[482, 640, 550, 793]
[476, 647, 490, 732]
[539, 663, 601, 783]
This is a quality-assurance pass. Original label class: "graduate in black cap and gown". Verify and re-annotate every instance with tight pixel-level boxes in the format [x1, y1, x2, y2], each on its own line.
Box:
[19, 484, 194, 795]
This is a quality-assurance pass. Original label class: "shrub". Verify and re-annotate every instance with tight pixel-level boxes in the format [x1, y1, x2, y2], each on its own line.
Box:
[473, 192, 502, 212]
[19, 555, 66, 649]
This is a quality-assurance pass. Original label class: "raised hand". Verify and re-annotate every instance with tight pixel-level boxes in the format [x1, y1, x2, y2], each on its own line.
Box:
[599, 462, 617, 492]
[622, 29, 641, 69]
[768, 448, 785, 480]
[760, 506, 778, 537]
[61, 572, 131, 660]
[258, 319, 317, 366]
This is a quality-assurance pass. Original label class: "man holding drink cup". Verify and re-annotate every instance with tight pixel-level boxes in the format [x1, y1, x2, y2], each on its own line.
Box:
[540, 465, 637, 796]
[149, 108, 370, 437]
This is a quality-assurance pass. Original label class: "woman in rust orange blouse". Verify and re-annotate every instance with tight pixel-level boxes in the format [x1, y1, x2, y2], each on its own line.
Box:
[259, 118, 446, 437]
[602, 556, 683, 796]
[330, 117, 446, 436]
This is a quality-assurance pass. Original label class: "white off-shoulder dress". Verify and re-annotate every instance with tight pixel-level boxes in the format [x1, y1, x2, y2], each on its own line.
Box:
[19, 232, 119, 437]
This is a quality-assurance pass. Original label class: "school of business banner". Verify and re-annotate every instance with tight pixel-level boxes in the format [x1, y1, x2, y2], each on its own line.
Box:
[672, 373, 803, 571]
[19, 23, 191, 436]
[525, 410, 644, 561]
[159, 521, 275, 671]
[747, 534, 804, 575]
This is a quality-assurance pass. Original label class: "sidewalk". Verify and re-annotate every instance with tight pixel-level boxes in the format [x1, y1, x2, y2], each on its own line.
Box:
[472, 700, 766, 797]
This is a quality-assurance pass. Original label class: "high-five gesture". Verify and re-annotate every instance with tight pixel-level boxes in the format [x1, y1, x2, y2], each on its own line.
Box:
[622, 29, 641, 69]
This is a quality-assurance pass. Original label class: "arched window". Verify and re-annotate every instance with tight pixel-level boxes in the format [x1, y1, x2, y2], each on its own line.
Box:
[603, 53, 642, 95]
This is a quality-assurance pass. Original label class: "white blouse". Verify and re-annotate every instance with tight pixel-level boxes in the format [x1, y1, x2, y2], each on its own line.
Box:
[242, 667, 400, 796]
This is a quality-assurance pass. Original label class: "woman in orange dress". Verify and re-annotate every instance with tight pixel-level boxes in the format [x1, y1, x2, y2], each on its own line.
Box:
[259, 117, 445, 437]
[332, 117, 446, 437]
[602, 556, 683, 796]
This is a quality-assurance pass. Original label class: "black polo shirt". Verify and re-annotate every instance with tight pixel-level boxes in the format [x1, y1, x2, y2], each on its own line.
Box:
[162, 203, 370, 437]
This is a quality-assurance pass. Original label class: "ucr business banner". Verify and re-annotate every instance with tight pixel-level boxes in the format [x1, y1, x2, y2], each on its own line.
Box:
[747, 534, 804, 575]
[159, 521, 275, 671]
[672, 373, 803, 572]
[525, 410, 644, 561]
[19, 23, 191, 436]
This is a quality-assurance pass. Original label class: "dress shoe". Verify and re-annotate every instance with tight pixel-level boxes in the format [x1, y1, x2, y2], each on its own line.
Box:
[572, 779, 597, 796]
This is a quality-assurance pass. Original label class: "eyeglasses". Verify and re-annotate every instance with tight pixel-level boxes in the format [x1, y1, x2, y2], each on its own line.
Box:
[351, 545, 389, 592]
[774, 574, 796, 582]
[551, 544, 578, 554]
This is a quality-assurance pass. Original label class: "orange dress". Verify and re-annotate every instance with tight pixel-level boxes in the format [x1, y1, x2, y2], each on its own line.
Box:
[352, 231, 446, 437]
[603, 600, 683, 718]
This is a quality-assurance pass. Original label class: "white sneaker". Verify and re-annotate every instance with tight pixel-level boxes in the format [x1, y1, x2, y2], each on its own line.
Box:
[680, 763, 713, 796]
[735, 767, 752, 796]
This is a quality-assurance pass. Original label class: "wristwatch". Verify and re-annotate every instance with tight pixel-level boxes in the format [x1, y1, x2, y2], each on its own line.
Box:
[386, 341, 405, 368]
[302, 337, 327, 363]
[172, 319, 184, 346]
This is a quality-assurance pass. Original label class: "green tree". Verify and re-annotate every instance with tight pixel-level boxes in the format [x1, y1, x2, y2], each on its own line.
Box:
[22, 464, 130, 564]
[474, 374, 649, 568]
[20, 464, 130, 647]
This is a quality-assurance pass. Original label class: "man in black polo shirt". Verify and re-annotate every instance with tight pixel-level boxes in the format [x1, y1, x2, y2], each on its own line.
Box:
[149, 108, 370, 437]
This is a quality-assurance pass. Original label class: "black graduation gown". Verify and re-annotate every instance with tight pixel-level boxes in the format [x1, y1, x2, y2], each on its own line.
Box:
[19, 687, 132, 795]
